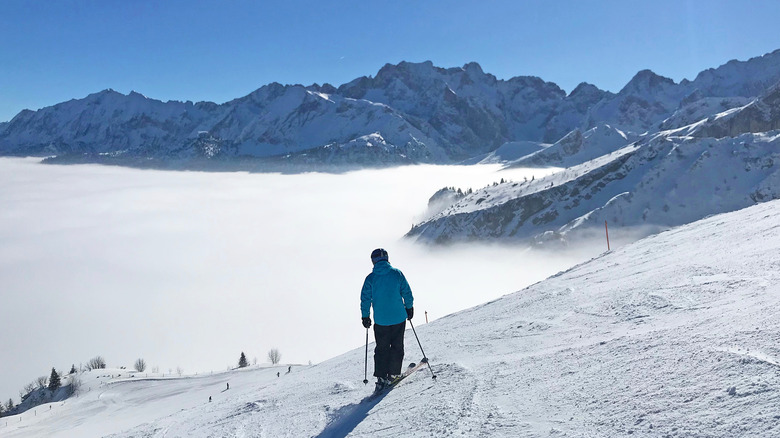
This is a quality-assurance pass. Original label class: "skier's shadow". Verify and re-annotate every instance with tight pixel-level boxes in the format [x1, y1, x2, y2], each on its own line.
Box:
[313, 391, 391, 438]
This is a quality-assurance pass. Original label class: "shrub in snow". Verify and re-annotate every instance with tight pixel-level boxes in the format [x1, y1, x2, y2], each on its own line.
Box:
[268, 348, 282, 365]
[86, 356, 106, 370]
[35, 375, 48, 389]
[68, 373, 82, 396]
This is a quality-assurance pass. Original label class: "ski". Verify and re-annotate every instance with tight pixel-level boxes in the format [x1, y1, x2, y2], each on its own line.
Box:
[369, 358, 428, 398]
[388, 358, 427, 387]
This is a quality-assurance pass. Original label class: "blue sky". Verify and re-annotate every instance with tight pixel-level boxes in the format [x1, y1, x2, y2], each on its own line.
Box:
[3, 0, 780, 122]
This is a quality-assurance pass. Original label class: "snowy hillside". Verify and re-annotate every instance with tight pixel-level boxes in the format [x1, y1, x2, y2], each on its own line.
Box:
[505, 124, 635, 169]
[407, 125, 780, 245]
[469, 140, 549, 165]
[3, 49, 780, 168]
[4, 199, 779, 437]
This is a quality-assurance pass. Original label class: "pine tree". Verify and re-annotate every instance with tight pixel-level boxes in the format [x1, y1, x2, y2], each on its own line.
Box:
[6, 398, 13, 411]
[48, 368, 61, 391]
[69, 364, 77, 374]
[238, 352, 248, 368]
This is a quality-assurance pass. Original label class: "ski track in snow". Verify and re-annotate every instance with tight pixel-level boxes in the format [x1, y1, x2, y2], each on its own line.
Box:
[3, 200, 780, 437]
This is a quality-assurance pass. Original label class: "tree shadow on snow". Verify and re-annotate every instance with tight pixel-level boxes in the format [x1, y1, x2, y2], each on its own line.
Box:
[313, 391, 391, 438]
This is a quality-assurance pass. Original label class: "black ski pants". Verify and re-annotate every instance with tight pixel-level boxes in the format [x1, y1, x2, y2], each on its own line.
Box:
[373, 321, 406, 378]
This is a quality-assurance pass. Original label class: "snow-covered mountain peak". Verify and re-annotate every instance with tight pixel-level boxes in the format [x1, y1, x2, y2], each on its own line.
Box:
[689, 48, 780, 97]
[374, 60, 439, 84]
[462, 61, 485, 75]
[232, 81, 290, 105]
[305, 82, 338, 94]
[83, 88, 126, 103]
[568, 82, 604, 99]
[619, 69, 676, 96]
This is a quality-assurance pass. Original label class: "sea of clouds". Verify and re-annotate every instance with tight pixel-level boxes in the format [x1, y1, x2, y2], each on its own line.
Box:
[0, 157, 612, 401]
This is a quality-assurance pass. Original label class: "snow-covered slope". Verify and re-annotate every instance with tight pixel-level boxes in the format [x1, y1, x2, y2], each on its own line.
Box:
[407, 127, 780, 245]
[471, 140, 549, 165]
[657, 96, 752, 131]
[4, 200, 779, 437]
[1, 366, 298, 437]
[506, 123, 635, 169]
[692, 82, 780, 139]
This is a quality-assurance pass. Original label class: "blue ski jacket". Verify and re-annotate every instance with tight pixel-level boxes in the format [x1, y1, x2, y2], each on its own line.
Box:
[360, 260, 414, 326]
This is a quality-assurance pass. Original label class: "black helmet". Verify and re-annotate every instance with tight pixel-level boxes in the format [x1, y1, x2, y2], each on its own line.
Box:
[370, 248, 389, 264]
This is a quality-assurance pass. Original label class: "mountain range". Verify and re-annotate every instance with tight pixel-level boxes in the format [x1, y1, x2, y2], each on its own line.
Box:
[3, 50, 780, 170]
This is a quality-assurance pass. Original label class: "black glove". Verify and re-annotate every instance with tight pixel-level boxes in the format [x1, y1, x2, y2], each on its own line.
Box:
[406, 307, 414, 320]
[362, 317, 372, 328]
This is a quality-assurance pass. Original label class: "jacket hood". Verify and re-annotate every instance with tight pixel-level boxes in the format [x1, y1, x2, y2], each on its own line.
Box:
[372, 260, 393, 274]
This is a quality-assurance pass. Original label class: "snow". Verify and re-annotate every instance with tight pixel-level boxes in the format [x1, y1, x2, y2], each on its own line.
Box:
[472, 141, 549, 164]
[506, 124, 638, 169]
[3, 199, 779, 437]
[409, 125, 780, 245]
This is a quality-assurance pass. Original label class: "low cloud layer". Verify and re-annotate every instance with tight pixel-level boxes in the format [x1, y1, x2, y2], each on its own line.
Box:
[0, 158, 605, 401]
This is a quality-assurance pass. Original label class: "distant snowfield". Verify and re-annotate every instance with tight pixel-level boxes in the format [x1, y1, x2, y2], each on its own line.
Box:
[0, 158, 603, 405]
[3, 185, 778, 437]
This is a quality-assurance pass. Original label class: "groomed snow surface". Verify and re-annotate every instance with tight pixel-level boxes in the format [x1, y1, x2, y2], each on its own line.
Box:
[4, 200, 779, 437]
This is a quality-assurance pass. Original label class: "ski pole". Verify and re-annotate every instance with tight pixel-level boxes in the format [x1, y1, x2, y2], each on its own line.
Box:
[363, 327, 369, 384]
[408, 319, 437, 379]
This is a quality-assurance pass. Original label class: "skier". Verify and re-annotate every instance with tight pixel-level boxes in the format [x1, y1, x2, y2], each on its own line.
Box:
[360, 248, 414, 391]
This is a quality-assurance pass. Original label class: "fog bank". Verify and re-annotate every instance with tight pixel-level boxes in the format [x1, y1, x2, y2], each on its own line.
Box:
[0, 158, 605, 401]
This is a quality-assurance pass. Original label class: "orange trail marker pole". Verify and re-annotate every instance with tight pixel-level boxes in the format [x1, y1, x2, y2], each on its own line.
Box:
[425, 311, 429, 324]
